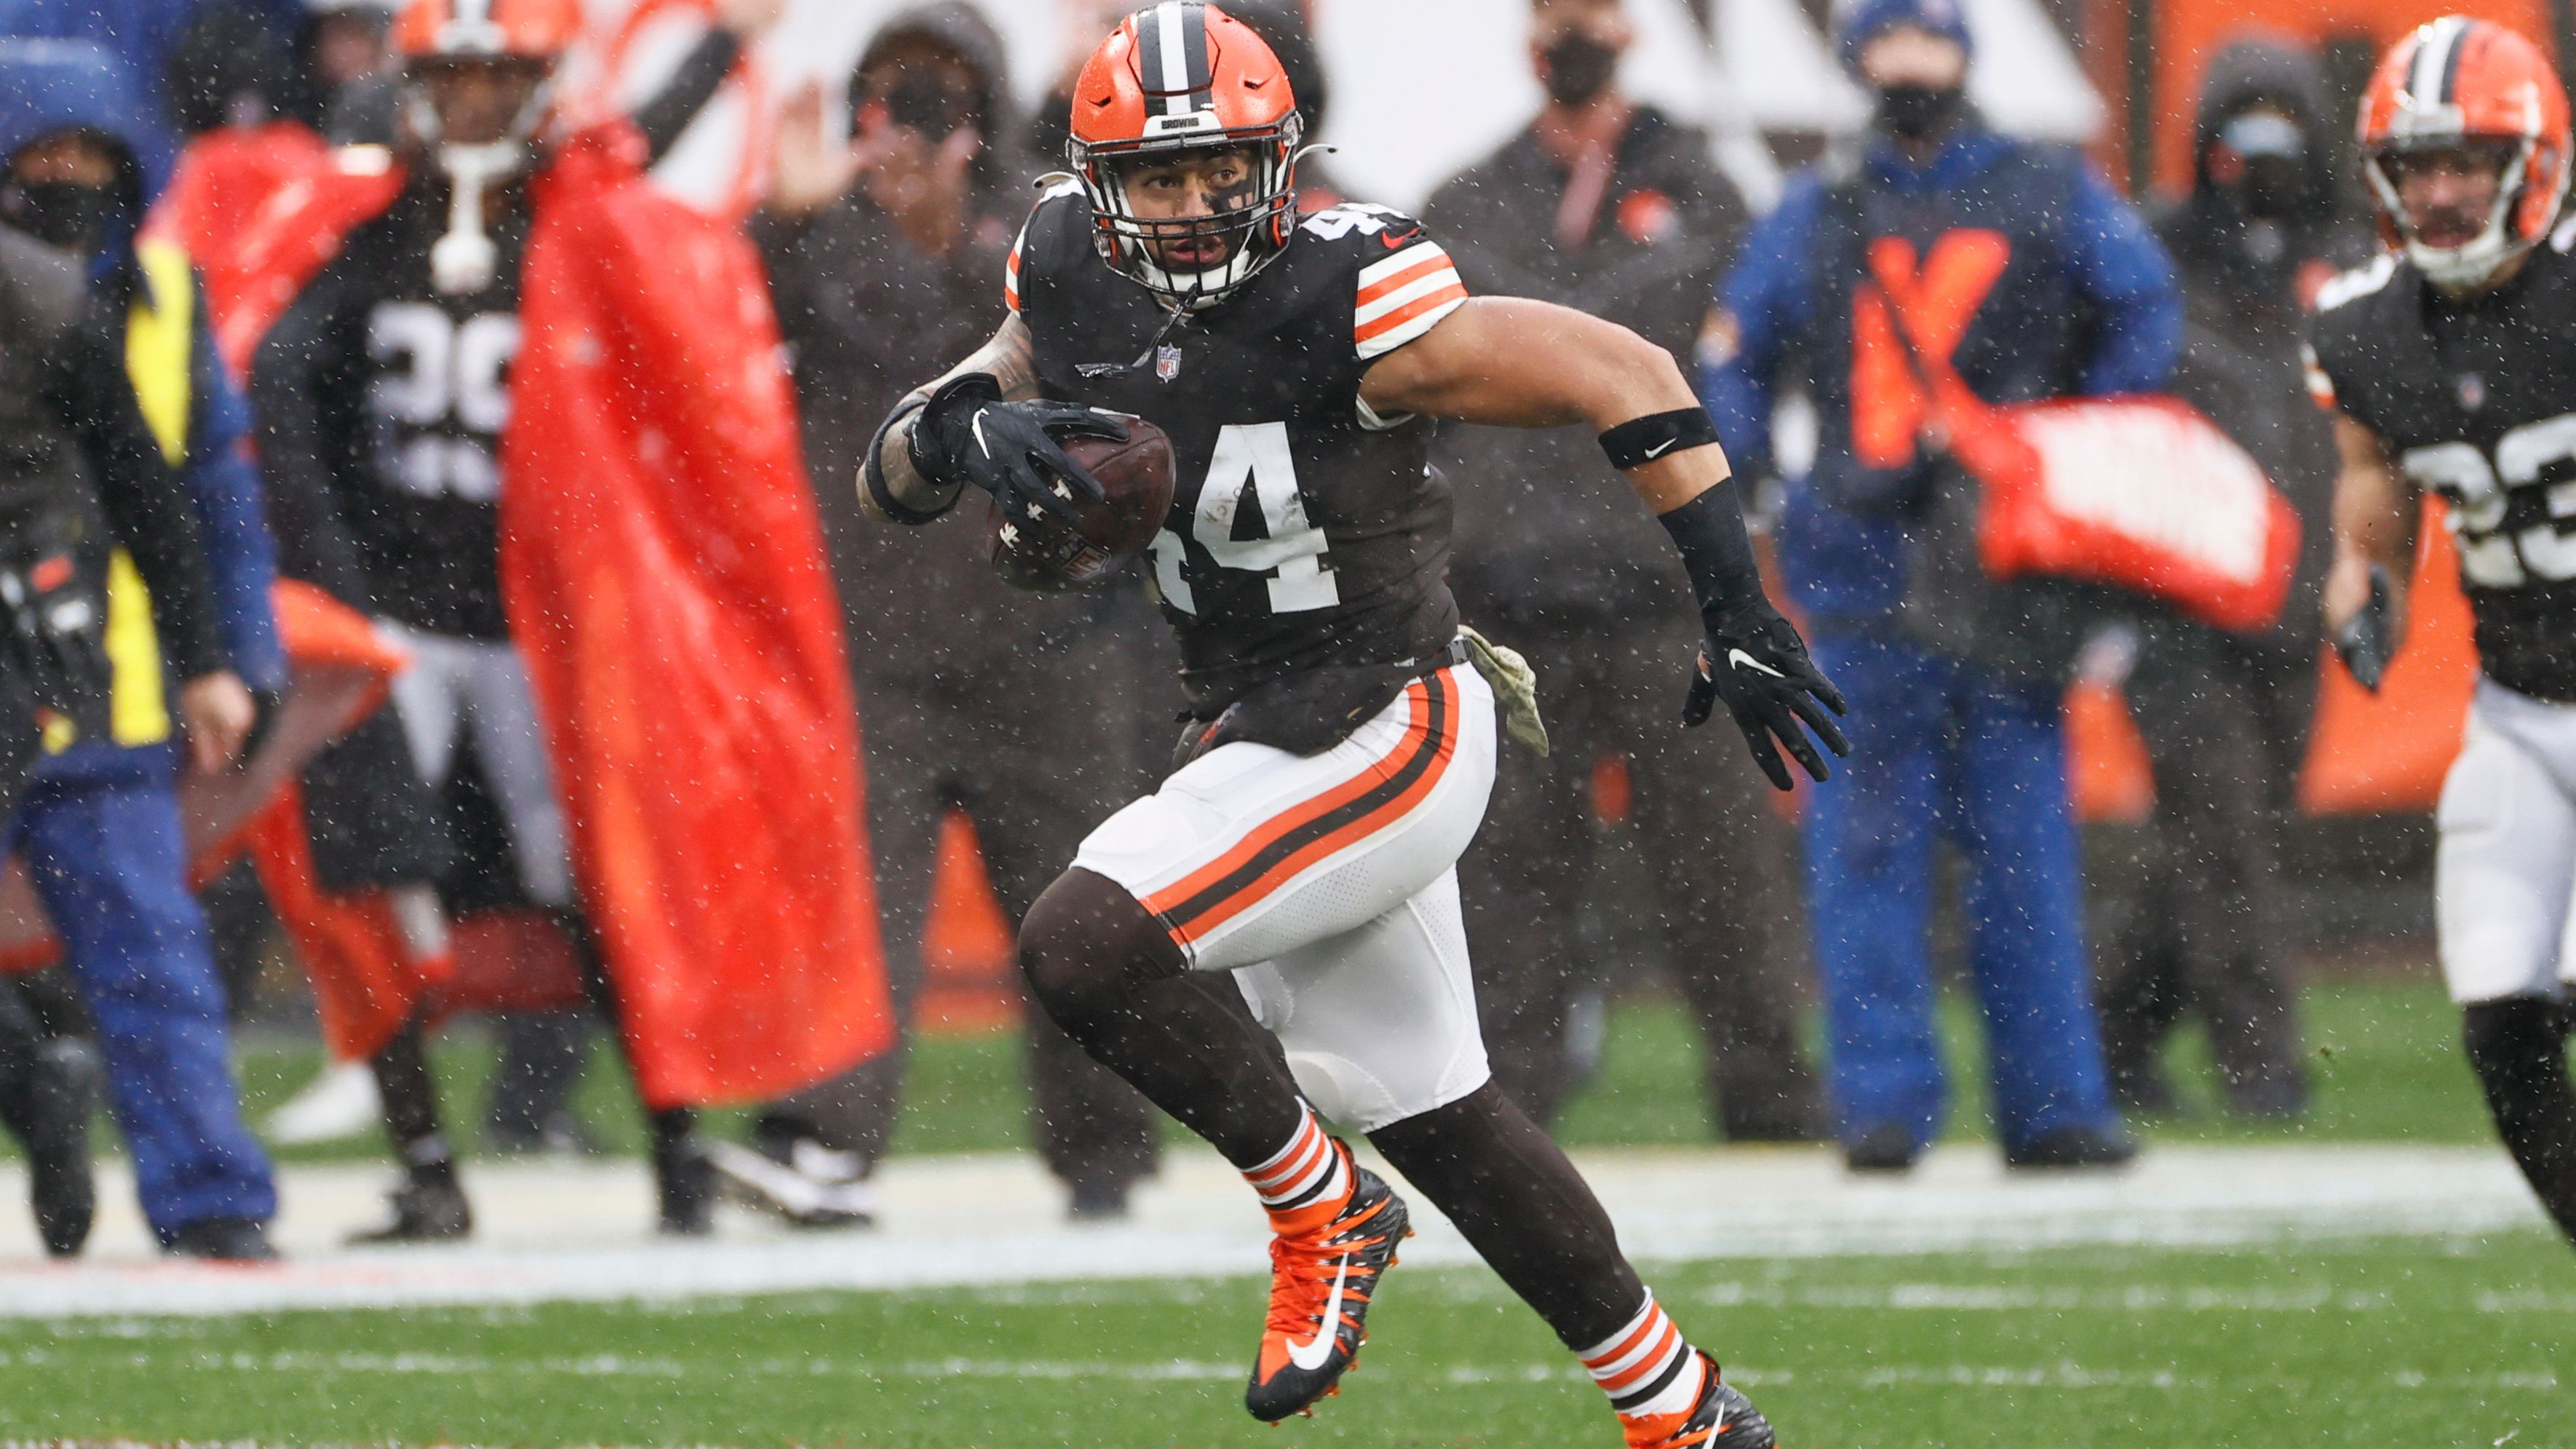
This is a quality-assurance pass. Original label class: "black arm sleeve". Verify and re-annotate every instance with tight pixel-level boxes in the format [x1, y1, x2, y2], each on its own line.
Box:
[251, 277, 378, 613]
[632, 28, 743, 167]
[1654, 479, 1768, 632]
[55, 313, 227, 681]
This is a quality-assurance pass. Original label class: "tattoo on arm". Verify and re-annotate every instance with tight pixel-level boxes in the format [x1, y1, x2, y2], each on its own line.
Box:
[863, 316, 1039, 521]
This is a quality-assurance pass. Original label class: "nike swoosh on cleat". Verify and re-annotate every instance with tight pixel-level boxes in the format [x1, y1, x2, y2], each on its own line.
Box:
[1284, 1258, 1351, 1372]
[1726, 648, 1784, 679]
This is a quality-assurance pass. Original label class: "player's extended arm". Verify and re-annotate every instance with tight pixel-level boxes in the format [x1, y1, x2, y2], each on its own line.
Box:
[857, 314, 1129, 528]
[1359, 296, 1848, 788]
[2323, 412, 2418, 692]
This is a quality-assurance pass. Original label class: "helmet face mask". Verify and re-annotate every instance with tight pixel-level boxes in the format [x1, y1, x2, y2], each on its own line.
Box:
[404, 53, 552, 151]
[1081, 130, 1300, 307]
[1068, 2, 1303, 311]
[2358, 17, 2572, 292]
[2367, 135, 2538, 287]
[391, 0, 579, 155]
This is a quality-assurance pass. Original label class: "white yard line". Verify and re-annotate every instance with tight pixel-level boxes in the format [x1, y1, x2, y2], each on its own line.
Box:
[0, 1143, 2543, 1319]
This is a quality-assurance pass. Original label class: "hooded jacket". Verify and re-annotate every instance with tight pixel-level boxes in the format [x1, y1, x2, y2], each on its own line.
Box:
[2144, 39, 2370, 662]
[0, 2, 188, 172]
[0, 37, 283, 736]
[1425, 105, 1747, 621]
[2151, 39, 2369, 351]
[0, 225, 223, 734]
[1702, 122, 2181, 666]
[757, 1, 1104, 678]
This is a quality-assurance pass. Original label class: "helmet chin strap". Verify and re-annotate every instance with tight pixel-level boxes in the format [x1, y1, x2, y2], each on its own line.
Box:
[431, 141, 524, 295]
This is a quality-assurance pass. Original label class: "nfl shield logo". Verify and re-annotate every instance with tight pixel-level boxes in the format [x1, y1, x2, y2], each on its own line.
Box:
[1156, 344, 1182, 382]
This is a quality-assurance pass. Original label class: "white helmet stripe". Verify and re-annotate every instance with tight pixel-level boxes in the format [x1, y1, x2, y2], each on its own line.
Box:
[2409, 15, 2468, 105]
[1154, 2, 1193, 116]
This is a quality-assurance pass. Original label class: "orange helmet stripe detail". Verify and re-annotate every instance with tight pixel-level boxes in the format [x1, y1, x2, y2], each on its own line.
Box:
[392, 0, 582, 61]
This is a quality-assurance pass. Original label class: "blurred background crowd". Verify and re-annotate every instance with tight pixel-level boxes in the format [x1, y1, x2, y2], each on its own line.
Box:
[0, 0, 2513, 1261]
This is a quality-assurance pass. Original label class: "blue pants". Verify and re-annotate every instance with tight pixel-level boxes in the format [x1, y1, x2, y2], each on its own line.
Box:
[1800, 633, 2120, 1154]
[13, 746, 276, 1239]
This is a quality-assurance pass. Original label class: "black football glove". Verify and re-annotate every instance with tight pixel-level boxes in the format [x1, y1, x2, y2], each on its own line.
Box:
[1683, 606, 1851, 791]
[908, 373, 1128, 528]
[2331, 564, 2394, 694]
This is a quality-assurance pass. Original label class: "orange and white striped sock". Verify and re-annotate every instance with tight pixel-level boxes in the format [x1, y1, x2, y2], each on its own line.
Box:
[1578, 1292, 1707, 1420]
[1243, 1105, 1351, 1232]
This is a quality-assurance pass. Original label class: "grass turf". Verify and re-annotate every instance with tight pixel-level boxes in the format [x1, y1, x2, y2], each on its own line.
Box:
[2, 1231, 2566, 1445]
[206, 974, 2489, 1164]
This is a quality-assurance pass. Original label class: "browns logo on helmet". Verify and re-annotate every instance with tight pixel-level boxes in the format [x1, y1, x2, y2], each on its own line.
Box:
[2358, 16, 2572, 290]
[1067, 2, 1305, 309]
[392, 0, 579, 152]
[392, 0, 581, 63]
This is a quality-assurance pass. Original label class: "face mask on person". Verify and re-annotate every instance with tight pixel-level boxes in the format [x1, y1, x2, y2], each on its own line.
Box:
[1541, 31, 1621, 107]
[0, 179, 117, 255]
[2214, 111, 2310, 221]
[1871, 82, 1965, 141]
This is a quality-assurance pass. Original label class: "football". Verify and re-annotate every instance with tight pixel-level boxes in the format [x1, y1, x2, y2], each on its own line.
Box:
[986, 415, 1177, 592]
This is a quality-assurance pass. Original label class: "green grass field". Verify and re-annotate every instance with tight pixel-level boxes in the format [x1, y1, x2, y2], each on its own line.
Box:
[211, 973, 2493, 1162]
[7, 975, 2547, 1446]
[4, 1233, 2567, 1446]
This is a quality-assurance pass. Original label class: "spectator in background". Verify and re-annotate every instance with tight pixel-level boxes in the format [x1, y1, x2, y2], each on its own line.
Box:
[164, 0, 396, 143]
[0, 37, 271, 1260]
[298, 0, 397, 132]
[2096, 39, 2366, 1119]
[1703, 0, 2178, 1173]
[1423, 0, 1825, 1140]
[746, 1, 1165, 1222]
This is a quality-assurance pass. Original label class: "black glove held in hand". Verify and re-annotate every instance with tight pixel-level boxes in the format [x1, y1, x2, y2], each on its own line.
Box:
[2332, 563, 2393, 694]
[1684, 608, 1851, 790]
[908, 373, 1127, 527]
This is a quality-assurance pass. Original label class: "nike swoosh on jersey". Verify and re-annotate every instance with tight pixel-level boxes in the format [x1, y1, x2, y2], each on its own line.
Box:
[1285, 1258, 1351, 1371]
[1728, 648, 1784, 679]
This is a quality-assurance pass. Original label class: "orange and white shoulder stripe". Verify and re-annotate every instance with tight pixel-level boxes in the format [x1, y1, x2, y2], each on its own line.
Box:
[1006, 179, 1084, 315]
[1354, 240, 1466, 360]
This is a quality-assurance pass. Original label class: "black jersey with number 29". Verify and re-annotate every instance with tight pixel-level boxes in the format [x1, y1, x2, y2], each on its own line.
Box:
[2307, 228, 2576, 702]
[1009, 185, 1470, 713]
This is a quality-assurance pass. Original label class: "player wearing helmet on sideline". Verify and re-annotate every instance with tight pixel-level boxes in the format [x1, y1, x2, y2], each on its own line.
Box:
[863, 6, 1837, 1443]
[2313, 16, 2576, 1247]
[252, 0, 856, 1242]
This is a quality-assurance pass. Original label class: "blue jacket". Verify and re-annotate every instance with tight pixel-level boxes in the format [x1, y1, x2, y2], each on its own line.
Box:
[0, 39, 285, 778]
[1701, 127, 2180, 629]
[0, 0, 306, 162]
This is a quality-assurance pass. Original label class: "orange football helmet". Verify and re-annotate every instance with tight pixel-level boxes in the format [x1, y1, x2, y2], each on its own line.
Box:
[393, 0, 581, 293]
[1068, 1, 1303, 308]
[392, 0, 581, 63]
[2358, 16, 2571, 289]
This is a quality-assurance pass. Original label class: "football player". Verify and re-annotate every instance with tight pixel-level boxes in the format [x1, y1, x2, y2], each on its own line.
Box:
[253, 0, 790, 1240]
[862, 6, 1842, 1443]
[2314, 15, 2576, 1247]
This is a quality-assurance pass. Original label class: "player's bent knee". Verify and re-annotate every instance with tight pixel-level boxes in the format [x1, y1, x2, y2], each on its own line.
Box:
[1017, 868, 1184, 1026]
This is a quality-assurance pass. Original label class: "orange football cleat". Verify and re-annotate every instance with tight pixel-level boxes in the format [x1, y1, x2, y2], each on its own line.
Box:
[1243, 1142, 1410, 1422]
